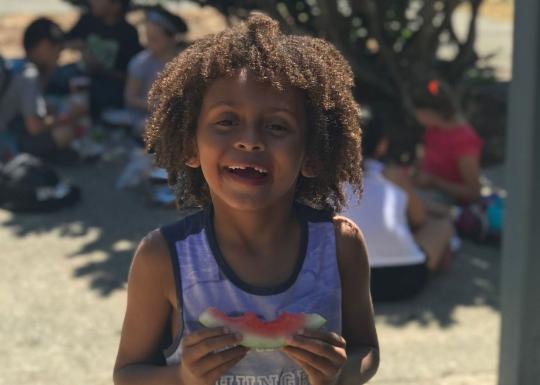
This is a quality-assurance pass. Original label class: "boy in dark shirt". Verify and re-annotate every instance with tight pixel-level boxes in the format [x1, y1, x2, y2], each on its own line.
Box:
[0, 18, 77, 162]
[66, 0, 142, 118]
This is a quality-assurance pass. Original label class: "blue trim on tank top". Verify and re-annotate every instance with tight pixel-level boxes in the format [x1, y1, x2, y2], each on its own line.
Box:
[203, 204, 310, 296]
[159, 209, 206, 358]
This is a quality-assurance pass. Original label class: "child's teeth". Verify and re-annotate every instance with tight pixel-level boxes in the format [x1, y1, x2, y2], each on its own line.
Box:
[228, 165, 267, 174]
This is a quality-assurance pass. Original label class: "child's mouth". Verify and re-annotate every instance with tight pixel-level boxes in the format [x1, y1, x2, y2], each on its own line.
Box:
[225, 165, 269, 182]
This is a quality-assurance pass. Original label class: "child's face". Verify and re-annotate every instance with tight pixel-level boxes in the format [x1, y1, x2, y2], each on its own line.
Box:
[90, 0, 119, 18]
[29, 40, 61, 70]
[190, 69, 311, 211]
[415, 108, 442, 127]
[145, 22, 175, 57]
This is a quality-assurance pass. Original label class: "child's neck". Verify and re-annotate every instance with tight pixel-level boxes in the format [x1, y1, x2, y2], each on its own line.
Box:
[211, 198, 303, 287]
[434, 115, 463, 129]
[101, 12, 122, 26]
[155, 47, 177, 63]
[212, 199, 298, 257]
[27, 56, 54, 86]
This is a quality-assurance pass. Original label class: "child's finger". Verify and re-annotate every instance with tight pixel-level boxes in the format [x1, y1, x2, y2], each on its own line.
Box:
[194, 345, 249, 375]
[203, 349, 249, 383]
[282, 345, 338, 377]
[286, 334, 346, 366]
[187, 333, 243, 361]
[283, 351, 325, 378]
[182, 327, 230, 347]
[298, 329, 347, 348]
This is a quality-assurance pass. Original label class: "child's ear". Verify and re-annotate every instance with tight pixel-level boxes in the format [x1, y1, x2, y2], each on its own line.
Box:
[185, 156, 200, 168]
[301, 158, 319, 178]
[185, 148, 201, 168]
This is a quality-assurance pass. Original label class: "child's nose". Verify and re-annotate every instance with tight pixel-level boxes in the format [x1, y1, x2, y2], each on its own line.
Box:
[234, 126, 265, 152]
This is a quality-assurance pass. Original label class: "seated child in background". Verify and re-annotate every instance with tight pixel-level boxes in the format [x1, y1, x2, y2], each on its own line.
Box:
[125, 5, 187, 134]
[114, 13, 379, 385]
[412, 79, 483, 205]
[66, 0, 142, 118]
[0, 18, 77, 162]
[341, 116, 454, 302]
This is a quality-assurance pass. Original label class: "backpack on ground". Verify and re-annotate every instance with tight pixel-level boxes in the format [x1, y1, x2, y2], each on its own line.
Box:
[0, 153, 81, 213]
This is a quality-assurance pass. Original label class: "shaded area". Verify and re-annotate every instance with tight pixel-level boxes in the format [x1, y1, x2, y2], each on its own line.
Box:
[0, 158, 179, 295]
[1, 157, 501, 327]
[374, 240, 500, 328]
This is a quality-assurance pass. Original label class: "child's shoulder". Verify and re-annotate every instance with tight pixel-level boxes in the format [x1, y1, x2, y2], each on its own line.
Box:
[130, 228, 172, 291]
[332, 214, 366, 249]
[296, 203, 334, 223]
[450, 123, 483, 147]
[296, 204, 369, 281]
[134, 210, 206, 273]
[160, 208, 207, 242]
[331, 215, 370, 283]
[453, 122, 478, 135]
[296, 203, 367, 248]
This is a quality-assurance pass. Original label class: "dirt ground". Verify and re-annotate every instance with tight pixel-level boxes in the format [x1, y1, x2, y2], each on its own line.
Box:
[480, 0, 514, 21]
[0, 158, 502, 385]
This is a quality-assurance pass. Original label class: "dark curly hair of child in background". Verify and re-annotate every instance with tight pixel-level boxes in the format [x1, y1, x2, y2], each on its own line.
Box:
[144, 12, 363, 212]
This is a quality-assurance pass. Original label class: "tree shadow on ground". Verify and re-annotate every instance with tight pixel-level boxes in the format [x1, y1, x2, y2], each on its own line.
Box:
[373, 241, 500, 328]
[1, 160, 501, 326]
[0, 159, 179, 296]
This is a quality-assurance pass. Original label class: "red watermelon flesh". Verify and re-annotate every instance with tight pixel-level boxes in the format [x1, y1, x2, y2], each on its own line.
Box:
[198, 307, 326, 350]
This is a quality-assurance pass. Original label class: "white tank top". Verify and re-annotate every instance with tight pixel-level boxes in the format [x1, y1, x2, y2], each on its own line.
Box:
[341, 159, 425, 268]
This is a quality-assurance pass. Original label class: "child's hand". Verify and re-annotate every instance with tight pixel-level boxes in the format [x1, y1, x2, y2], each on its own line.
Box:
[281, 329, 347, 385]
[178, 327, 249, 385]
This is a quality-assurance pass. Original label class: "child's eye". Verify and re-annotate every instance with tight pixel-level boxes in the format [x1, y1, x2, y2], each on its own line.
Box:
[268, 123, 288, 133]
[216, 119, 235, 126]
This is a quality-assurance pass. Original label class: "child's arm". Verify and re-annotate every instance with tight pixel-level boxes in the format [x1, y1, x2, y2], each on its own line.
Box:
[113, 230, 181, 384]
[124, 75, 148, 111]
[334, 216, 380, 384]
[281, 217, 379, 385]
[432, 156, 481, 203]
[383, 166, 427, 229]
[113, 230, 247, 385]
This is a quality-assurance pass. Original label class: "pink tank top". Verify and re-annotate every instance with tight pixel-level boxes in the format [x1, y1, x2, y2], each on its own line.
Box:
[421, 124, 483, 183]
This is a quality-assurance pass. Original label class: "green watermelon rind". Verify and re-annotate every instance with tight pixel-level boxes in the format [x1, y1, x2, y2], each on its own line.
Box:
[198, 309, 326, 350]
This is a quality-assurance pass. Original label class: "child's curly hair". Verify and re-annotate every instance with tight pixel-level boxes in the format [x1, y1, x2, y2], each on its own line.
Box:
[145, 13, 362, 212]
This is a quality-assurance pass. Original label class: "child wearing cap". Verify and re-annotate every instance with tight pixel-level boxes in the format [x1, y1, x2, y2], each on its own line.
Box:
[0, 18, 77, 162]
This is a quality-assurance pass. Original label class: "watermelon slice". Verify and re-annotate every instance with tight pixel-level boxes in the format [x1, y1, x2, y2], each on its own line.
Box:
[198, 307, 326, 350]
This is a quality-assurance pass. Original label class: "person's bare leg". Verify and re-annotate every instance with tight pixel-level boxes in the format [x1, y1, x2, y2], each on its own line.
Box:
[414, 187, 456, 218]
[414, 217, 454, 271]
